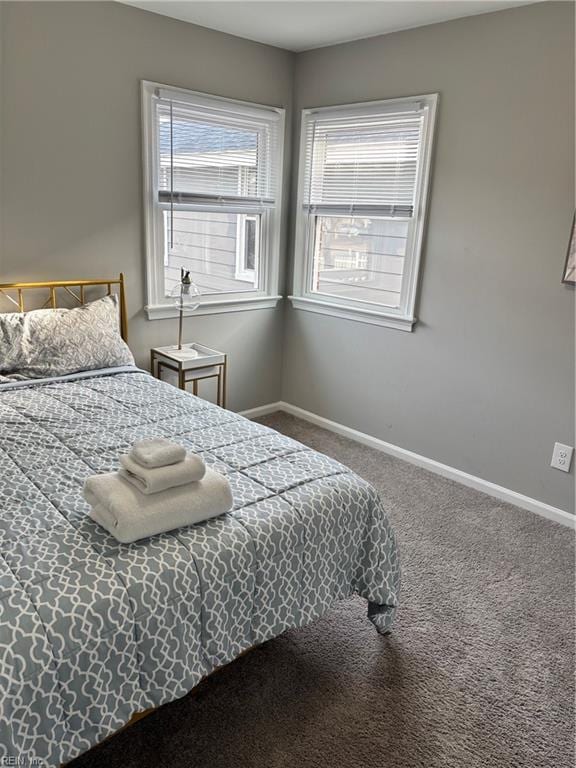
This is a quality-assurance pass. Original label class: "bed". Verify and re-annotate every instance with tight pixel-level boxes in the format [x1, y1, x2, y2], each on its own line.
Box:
[0, 278, 400, 767]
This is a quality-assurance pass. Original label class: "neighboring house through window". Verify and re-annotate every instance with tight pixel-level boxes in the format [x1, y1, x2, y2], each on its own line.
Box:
[291, 94, 438, 330]
[235, 214, 259, 282]
[142, 82, 285, 318]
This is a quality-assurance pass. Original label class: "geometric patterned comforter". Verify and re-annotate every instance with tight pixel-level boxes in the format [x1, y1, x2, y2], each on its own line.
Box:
[0, 369, 400, 766]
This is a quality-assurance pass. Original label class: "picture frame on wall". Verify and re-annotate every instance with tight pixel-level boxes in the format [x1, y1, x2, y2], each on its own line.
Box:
[562, 214, 576, 285]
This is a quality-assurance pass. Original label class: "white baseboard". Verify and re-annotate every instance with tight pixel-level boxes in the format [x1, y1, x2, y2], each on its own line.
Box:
[239, 402, 284, 420]
[239, 400, 574, 529]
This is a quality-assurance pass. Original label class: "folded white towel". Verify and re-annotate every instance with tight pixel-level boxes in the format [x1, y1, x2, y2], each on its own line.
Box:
[119, 453, 206, 495]
[83, 467, 233, 543]
[130, 438, 186, 468]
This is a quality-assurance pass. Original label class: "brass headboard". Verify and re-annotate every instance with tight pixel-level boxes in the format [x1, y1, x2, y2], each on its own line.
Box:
[0, 274, 128, 342]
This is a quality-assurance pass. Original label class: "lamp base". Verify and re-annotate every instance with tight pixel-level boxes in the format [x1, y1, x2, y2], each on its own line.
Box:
[167, 344, 200, 359]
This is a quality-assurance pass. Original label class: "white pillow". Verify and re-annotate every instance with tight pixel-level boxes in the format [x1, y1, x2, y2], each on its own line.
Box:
[0, 294, 134, 378]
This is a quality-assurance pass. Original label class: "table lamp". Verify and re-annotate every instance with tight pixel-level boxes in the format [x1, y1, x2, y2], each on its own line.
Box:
[170, 269, 201, 351]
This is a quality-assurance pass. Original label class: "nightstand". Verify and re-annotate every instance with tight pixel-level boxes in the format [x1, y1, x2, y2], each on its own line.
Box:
[150, 343, 227, 408]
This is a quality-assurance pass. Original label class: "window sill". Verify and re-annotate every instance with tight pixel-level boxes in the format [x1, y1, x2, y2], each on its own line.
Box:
[146, 295, 283, 320]
[288, 296, 416, 332]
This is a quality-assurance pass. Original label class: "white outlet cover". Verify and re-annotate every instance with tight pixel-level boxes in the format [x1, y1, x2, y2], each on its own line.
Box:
[551, 442, 574, 473]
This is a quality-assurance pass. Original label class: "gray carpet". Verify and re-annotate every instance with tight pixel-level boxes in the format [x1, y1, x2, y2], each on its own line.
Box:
[71, 412, 575, 768]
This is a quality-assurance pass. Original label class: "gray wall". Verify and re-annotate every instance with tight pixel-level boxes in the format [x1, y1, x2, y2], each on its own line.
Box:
[283, 2, 575, 512]
[0, 1, 294, 411]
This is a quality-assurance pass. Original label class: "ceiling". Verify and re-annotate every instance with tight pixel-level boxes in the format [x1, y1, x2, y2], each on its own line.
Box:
[122, 1, 541, 52]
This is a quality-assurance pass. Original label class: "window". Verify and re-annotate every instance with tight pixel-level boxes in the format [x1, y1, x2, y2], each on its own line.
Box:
[235, 215, 259, 282]
[142, 82, 285, 318]
[291, 95, 438, 330]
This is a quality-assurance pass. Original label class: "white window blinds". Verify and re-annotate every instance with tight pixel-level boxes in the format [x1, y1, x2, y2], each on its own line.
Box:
[154, 89, 282, 208]
[302, 104, 426, 217]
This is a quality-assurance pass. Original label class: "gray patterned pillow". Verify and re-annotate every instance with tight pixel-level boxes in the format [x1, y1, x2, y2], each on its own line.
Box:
[0, 294, 134, 378]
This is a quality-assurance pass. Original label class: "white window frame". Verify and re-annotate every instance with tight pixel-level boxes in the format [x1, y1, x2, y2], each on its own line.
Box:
[142, 81, 285, 319]
[290, 94, 438, 331]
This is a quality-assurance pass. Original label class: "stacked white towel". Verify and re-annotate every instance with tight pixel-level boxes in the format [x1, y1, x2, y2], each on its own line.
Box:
[130, 437, 185, 468]
[118, 453, 206, 494]
[83, 438, 233, 543]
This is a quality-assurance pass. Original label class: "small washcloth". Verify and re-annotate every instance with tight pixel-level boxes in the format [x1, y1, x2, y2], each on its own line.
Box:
[130, 437, 186, 468]
[83, 467, 233, 543]
[119, 452, 206, 495]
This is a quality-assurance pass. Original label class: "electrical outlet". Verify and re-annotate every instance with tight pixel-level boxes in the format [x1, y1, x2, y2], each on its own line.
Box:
[551, 443, 574, 473]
